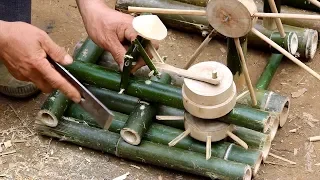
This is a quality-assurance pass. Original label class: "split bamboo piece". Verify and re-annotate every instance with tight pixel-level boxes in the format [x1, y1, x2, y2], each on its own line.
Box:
[234, 37, 257, 106]
[251, 28, 320, 81]
[64, 106, 263, 175]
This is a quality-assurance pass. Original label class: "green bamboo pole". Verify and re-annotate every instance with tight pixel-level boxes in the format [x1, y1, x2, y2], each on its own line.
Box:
[116, 139, 252, 179]
[37, 39, 103, 127]
[237, 90, 290, 127]
[150, 73, 172, 84]
[120, 103, 156, 145]
[36, 117, 252, 179]
[282, 0, 320, 12]
[65, 104, 263, 175]
[227, 37, 247, 92]
[65, 61, 183, 109]
[174, 0, 207, 7]
[256, 54, 283, 90]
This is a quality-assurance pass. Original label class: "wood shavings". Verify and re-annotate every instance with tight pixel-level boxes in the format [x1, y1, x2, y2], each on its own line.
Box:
[3, 140, 12, 148]
[303, 112, 319, 122]
[113, 172, 130, 180]
[291, 88, 307, 98]
[306, 121, 315, 128]
[0, 150, 16, 156]
[130, 164, 140, 169]
[220, 47, 226, 53]
[294, 148, 298, 156]
[289, 129, 297, 133]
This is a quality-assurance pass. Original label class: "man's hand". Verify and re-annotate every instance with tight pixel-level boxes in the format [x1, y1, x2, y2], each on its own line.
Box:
[77, 0, 153, 72]
[0, 21, 81, 102]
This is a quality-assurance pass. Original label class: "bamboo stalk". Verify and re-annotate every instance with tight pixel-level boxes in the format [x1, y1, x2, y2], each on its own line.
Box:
[252, 28, 320, 81]
[73, 37, 104, 63]
[253, 13, 320, 20]
[267, 0, 286, 37]
[128, 6, 206, 15]
[237, 90, 290, 127]
[256, 54, 283, 90]
[234, 38, 257, 106]
[65, 61, 184, 109]
[227, 37, 246, 92]
[65, 105, 263, 175]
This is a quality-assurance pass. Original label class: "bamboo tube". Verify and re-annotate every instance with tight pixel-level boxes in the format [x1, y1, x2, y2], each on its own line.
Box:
[116, 139, 252, 179]
[232, 126, 272, 161]
[36, 91, 71, 127]
[65, 61, 184, 109]
[175, 0, 207, 7]
[227, 37, 247, 92]
[256, 54, 283, 90]
[237, 90, 290, 127]
[37, 117, 252, 179]
[281, 0, 320, 12]
[37, 37, 103, 127]
[234, 37, 258, 106]
[120, 103, 156, 145]
[65, 104, 263, 175]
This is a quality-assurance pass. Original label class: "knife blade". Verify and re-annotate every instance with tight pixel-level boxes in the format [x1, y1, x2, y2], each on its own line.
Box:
[47, 56, 114, 129]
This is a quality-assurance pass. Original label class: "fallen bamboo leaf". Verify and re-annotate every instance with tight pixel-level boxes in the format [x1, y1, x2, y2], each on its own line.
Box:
[113, 172, 130, 180]
[269, 153, 297, 165]
[291, 88, 307, 98]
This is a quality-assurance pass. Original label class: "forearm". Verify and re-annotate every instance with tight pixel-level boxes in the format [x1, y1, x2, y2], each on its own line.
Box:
[76, 0, 113, 23]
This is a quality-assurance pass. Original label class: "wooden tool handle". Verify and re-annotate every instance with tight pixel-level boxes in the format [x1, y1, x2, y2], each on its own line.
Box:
[128, 6, 206, 16]
[253, 13, 320, 20]
[251, 28, 320, 81]
[155, 62, 221, 85]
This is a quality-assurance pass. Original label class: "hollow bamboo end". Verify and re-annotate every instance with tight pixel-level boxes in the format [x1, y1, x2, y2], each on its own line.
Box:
[37, 110, 58, 127]
[279, 99, 291, 127]
[288, 32, 299, 55]
[268, 115, 280, 141]
[261, 134, 272, 161]
[120, 128, 141, 145]
[252, 153, 263, 176]
[306, 29, 318, 59]
[243, 165, 253, 180]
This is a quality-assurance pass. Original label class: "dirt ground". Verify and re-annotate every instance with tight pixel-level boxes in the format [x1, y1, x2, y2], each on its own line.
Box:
[1, 0, 320, 179]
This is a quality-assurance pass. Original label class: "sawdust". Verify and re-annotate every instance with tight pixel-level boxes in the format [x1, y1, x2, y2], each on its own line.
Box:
[291, 88, 308, 98]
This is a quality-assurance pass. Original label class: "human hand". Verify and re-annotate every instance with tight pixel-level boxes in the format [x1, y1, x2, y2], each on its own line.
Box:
[0, 21, 81, 102]
[77, 1, 157, 72]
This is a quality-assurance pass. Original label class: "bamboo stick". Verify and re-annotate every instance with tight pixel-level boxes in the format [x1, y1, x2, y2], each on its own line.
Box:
[281, 0, 320, 12]
[251, 28, 320, 81]
[253, 13, 320, 20]
[184, 29, 216, 69]
[206, 136, 211, 160]
[128, 6, 206, 15]
[268, 153, 297, 165]
[309, 136, 320, 142]
[263, 0, 281, 30]
[227, 131, 249, 150]
[156, 116, 184, 120]
[308, 0, 320, 8]
[234, 38, 257, 106]
[267, 0, 286, 37]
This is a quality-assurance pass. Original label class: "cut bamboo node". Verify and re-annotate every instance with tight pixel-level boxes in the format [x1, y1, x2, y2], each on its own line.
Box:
[120, 128, 141, 145]
[206, 0, 258, 38]
[37, 110, 58, 127]
[182, 61, 237, 119]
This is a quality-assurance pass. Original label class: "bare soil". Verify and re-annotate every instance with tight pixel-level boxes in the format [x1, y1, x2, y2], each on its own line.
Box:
[1, 0, 320, 179]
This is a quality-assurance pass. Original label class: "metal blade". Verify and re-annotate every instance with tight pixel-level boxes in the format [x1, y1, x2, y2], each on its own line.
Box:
[47, 57, 114, 129]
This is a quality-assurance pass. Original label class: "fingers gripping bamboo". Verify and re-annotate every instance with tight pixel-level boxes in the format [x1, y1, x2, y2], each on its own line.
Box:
[253, 13, 320, 20]
[206, 136, 212, 160]
[251, 28, 320, 81]
[184, 29, 216, 69]
[128, 6, 206, 16]
[268, 0, 285, 38]
[234, 38, 257, 106]
[226, 131, 249, 149]
[168, 129, 191, 147]
[309, 0, 320, 8]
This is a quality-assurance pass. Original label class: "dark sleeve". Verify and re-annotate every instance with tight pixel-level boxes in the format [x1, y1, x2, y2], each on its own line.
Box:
[0, 0, 31, 23]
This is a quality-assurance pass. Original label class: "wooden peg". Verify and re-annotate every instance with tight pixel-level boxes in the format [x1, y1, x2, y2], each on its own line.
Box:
[226, 131, 249, 149]
[128, 6, 206, 16]
[206, 136, 212, 160]
[168, 129, 191, 147]
[251, 28, 320, 81]
[267, 0, 286, 38]
[147, 43, 164, 63]
[234, 38, 257, 106]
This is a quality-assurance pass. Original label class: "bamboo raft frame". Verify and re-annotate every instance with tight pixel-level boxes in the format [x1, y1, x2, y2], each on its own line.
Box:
[33, 0, 320, 178]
